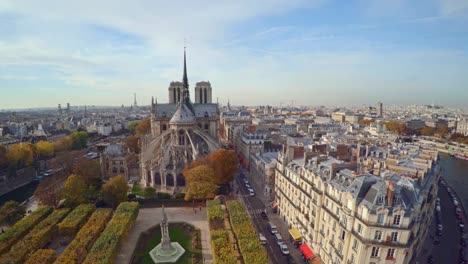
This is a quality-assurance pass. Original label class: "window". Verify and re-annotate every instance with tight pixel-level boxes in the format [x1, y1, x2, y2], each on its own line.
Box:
[340, 230, 345, 240]
[119, 168, 125, 173]
[393, 215, 401, 226]
[349, 254, 355, 264]
[391, 232, 399, 242]
[357, 223, 363, 234]
[377, 214, 385, 224]
[342, 217, 347, 227]
[204, 124, 209, 130]
[387, 248, 395, 259]
[112, 167, 117, 174]
[378, 195, 385, 204]
[338, 243, 343, 254]
[374, 230, 382, 241]
[352, 239, 359, 250]
[333, 221, 336, 229]
[120, 161, 123, 165]
[371, 247, 380, 258]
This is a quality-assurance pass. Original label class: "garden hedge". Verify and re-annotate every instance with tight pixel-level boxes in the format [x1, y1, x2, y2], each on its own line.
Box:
[206, 200, 224, 222]
[210, 230, 237, 264]
[25, 249, 56, 264]
[226, 200, 268, 264]
[58, 204, 95, 237]
[0, 208, 70, 264]
[55, 208, 113, 264]
[82, 202, 139, 264]
[0, 206, 53, 254]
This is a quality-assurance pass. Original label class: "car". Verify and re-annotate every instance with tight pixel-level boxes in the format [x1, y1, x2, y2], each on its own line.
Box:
[454, 199, 459, 206]
[436, 206, 441, 212]
[279, 244, 289, 255]
[460, 222, 465, 231]
[259, 233, 267, 245]
[436, 198, 441, 202]
[245, 184, 251, 188]
[249, 191, 255, 196]
[260, 211, 268, 220]
[437, 224, 443, 231]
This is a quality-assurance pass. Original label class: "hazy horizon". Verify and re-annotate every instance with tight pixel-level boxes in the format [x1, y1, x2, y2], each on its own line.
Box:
[1, 0, 468, 109]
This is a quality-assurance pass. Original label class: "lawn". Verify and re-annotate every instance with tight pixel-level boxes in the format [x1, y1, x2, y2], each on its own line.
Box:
[132, 183, 145, 196]
[131, 223, 199, 264]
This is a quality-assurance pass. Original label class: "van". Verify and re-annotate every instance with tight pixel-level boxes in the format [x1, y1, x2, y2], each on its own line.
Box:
[269, 222, 278, 234]
[274, 233, 283, 245]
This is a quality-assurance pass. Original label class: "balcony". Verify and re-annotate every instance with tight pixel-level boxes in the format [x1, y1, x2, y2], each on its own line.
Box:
[351, 230, 412, 248]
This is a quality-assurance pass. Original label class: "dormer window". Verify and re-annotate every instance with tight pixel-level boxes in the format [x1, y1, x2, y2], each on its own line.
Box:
[378, 195, 385, 204]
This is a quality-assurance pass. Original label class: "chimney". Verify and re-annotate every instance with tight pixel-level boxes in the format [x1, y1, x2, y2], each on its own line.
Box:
[387, 180, 394, 207]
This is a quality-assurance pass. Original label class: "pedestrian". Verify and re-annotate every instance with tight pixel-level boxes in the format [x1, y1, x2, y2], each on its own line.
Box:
[199, 206, 202, 211]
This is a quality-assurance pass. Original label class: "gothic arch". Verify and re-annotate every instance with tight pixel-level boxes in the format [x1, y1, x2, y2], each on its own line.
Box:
[176, 173, 185, 186]
[154, 172, 161, 185]
[166, 173, 174, 186]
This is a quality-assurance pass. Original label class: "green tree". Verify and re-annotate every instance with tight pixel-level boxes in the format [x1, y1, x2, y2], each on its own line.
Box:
[128, 121, 139, 133]
[102, 175, 128, 207]
[0, 201, 26, 225]
[184, 165, 217, 201]
[70, 131, 88, 150]
[63, 174, 88, 207]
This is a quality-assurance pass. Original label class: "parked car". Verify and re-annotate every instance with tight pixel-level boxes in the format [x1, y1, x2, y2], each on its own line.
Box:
[460, 222, 465, 231]
[260, 211, 268, 220]
[436, 197, 441, 202]
[280, 244, 290, 255]
[259, 233, 267, 245]
[437, 224, 443, 231]
[454, 199, 459, 206]
[436, 205, 441, 212]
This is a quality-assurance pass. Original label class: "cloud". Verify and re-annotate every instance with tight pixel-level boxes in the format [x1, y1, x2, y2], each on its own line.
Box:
[438, 0, 468, 15]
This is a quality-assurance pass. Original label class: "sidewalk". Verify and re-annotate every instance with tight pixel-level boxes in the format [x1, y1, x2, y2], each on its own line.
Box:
[243, 169, 304, 264]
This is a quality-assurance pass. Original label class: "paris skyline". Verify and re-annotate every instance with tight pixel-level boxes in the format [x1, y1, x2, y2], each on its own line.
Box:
[1, 0, 468, 109]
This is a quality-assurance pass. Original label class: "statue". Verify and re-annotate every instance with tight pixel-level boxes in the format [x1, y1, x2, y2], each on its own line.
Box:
[149, 205, 185, 263]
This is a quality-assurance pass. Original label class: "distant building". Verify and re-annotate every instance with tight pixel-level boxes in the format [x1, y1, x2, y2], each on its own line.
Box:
[457, 119, 468, 136]
[378, 102, 383, 117]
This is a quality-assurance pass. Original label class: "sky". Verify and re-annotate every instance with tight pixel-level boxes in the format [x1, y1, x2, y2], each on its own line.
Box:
[0, 0, 468, 109]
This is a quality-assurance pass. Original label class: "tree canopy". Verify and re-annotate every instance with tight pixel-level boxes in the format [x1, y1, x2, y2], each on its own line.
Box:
[36, 141, 55, 158]
[63, 174, 88, 207]
[102, 175, 128, 207]
[383, 121, 407, 134]
[73, 158, 101, 186]
[184, 165, 217, 201]
[135, 118, 151, 136]
[211, 149, 238, 185]
[0, 201, 26, 225]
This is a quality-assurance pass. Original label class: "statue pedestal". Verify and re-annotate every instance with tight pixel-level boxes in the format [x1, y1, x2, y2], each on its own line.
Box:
[149, 242, 185, 263]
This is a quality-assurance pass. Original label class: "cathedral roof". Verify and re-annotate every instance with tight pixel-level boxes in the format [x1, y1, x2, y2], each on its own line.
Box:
[169, 103, 195, 125]
[154, 103, 218, 119]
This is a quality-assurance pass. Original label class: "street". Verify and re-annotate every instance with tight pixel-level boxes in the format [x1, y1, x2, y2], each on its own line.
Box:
[417, 180, 466, 264]
[234, 169, 303, 264]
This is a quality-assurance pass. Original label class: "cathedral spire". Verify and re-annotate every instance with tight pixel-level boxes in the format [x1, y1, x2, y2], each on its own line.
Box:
[182, 47, 189, 101]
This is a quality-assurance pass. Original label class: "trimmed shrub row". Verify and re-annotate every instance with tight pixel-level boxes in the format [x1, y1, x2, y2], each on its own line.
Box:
[25, 249, 56, 264]
[226, 200, 268, 264]
[0, 208, 70, 264]
[206, 200, 224, 221]
[0, 206, 53, 254]
[55, 208, 113, 264]
[58, 204, 95, 237]
[82, 202, 139, 264]
[210, 230, 237, 264]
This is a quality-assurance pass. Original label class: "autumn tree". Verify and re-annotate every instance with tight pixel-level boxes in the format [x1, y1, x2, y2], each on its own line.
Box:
[384, 121, 407, 134]
[73, 158, 101, 186]
[124, 135, 140, 153]
[102, 175, 128, 207]
[0, 145, 7, 169]
[36, 141, 55, 158]
[183, 156, 211, 176]
[210, 149, 238, 185]
[184, 165, 217, 201]
[136, 118, 151, 136]
[54, 136, 73, 152]
[436, 124, 449, 135]
[62, 174, 87, 207]
[421, 126, 435, 136]
[128, 121, 140, 133]
[51, 150, 82, 176]
[34, 174, 67, 208]
[358, 119, 375, 126]
[6, 144, 34, 167]
[0, 201, 26, 225]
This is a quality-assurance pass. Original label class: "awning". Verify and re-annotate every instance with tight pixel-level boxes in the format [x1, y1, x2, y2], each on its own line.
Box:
[289, 228, 302, 241]
[299, 244, 314, 260]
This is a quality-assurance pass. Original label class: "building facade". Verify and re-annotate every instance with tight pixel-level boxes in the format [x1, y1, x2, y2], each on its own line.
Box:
[275, 139, 439, 264]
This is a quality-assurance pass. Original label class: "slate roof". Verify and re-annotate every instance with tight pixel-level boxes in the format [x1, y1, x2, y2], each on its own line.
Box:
[169, 103, 195, 124]
[154, 103, 218, 119]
